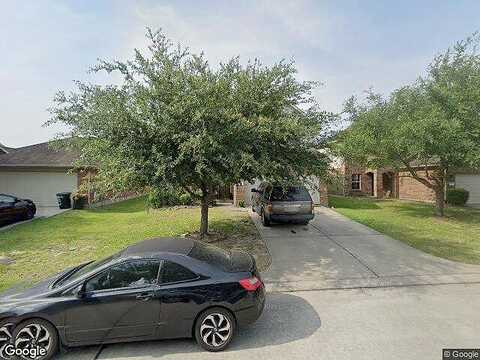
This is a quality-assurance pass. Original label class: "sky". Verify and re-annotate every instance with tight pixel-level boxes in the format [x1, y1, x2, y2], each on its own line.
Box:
[1, 0, 480, 147]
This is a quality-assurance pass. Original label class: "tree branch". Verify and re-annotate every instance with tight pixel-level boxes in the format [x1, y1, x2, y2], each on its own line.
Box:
[396, 155, 435, 189]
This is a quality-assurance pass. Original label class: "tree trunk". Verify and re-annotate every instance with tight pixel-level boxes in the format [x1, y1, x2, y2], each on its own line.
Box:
[434, 187, 445, 217]
[200, 193, 209, 238]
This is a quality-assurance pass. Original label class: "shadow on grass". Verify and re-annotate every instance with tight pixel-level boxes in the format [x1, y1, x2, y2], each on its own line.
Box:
[88, 197, 148, 214]
[208, 216, 256, 237]
[328, 196, 381, 209]
[392, 202, 480, 225]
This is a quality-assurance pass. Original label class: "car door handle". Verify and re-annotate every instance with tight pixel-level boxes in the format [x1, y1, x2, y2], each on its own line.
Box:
[136, 292, 153, 301]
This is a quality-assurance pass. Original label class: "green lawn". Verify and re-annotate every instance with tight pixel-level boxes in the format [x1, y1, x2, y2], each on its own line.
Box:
[328, 196, 480, 264]
[0, 198, 261, 292]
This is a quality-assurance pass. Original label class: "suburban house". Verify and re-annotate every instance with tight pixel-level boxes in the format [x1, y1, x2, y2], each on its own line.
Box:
[337, 161, 480, 207]
[233, 179, 329, 207]
[0, 141, 93, 207]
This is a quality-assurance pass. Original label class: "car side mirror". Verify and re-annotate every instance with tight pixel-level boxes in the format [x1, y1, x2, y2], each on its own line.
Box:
[72, 283, 86, 298]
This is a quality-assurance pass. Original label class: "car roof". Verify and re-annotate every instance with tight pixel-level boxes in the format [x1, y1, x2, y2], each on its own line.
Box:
[121, 237, 194, 257]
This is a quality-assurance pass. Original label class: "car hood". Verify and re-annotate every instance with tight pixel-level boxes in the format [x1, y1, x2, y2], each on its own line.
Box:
[0, 266, 74, 304]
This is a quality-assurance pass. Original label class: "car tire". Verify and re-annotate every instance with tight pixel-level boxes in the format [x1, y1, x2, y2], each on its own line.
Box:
[0, 320, 15, 359]
[12, 318, 58, 360]
[194, 307, 235, 352]
[261, 209, 271, 227]
[25, 209, 34, 220]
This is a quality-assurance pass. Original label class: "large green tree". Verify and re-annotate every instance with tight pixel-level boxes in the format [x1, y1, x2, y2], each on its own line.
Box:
[48, 29, 331, 236]
[337, 34, 480, 216]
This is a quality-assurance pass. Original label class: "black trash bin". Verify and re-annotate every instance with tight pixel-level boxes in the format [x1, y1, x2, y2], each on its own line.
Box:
[56, 192, 72, 209]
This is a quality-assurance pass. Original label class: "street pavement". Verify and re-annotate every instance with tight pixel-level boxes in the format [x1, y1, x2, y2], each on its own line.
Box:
[60, 284, 480, 360]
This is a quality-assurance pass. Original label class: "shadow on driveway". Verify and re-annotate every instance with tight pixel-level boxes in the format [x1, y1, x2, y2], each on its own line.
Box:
[92, 293, 320, 359]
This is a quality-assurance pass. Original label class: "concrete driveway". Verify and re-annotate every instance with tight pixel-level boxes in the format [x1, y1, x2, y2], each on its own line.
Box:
[255, 207, 480, 291]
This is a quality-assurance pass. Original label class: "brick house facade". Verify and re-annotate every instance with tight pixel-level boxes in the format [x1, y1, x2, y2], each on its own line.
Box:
[339, 162, 437, 202]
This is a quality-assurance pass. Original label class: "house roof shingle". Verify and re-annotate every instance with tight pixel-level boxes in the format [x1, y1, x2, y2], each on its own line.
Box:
[0, 142, 79, 168]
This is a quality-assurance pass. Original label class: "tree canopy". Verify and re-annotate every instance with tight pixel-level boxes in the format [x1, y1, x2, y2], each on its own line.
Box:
[336, 34, 480, 216]
[48, 29, 332, 235]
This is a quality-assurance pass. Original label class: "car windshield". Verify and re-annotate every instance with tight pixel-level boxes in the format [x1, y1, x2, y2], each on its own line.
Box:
[54, 252, 122, 287]
[270, 186, 312, 201]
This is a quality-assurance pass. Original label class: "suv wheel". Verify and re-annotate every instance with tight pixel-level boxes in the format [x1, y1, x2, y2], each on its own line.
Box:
[195, 308, 235, 352]
[261, 209, 271, 226]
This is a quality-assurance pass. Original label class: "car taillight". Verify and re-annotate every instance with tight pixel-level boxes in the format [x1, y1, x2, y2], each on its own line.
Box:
[239, 276, 262, 291]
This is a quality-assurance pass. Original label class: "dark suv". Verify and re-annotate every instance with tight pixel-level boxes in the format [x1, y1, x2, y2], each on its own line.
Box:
[251, 183, 315, 226]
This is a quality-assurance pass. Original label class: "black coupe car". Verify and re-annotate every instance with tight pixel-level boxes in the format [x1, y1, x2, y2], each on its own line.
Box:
[0, 194, 36, 226]
[0, 238, 265, 359]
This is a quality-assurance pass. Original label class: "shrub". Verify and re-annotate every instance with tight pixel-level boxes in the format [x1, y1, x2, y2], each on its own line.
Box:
[179, 193, 194, 206]
[238, 200, 245, 208]
[147, 187, 196, 208]
[147, 187, 180, 208]
[446, 188, 469, 206]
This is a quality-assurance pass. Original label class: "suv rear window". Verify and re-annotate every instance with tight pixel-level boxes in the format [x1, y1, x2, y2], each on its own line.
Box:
[270, 186, 312, 201]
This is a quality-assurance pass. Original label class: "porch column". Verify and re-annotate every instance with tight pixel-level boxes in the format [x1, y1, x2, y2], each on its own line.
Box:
[374, 170, 384, 198]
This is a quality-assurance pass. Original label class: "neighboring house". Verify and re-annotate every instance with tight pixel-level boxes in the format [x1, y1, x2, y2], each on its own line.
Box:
[336, 161, 480, 207]
[0, 141, 93, 207]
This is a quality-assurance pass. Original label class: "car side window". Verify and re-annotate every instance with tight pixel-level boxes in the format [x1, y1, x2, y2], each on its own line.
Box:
[0, 195, 14, 203]
[263, 185, 272, 200]
[85, 259, 160, 292]
[160, 261, 198, 284]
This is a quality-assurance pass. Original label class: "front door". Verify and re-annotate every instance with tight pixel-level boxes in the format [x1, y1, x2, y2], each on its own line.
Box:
[65, 259, 161, 344]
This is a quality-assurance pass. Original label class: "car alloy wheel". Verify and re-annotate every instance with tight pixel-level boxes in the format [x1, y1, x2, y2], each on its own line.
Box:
[13, 319, 58, 360]
[195, 308, 235, 352]
[0, 322, 14, 359]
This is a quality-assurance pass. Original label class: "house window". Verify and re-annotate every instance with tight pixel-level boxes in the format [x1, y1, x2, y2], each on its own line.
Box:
[447, 174, 455, 189]
[351, 174, 361, 190]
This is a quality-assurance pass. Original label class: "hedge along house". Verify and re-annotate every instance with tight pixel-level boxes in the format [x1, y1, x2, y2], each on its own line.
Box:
[337, 161, 480, 207]
[0, 141, 95, 207]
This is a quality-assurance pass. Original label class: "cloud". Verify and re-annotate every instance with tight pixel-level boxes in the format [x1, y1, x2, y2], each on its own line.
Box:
[1, 0, 476, 147]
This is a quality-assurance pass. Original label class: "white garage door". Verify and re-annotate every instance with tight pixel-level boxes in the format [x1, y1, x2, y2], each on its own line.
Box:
[456, 174, 480, 206]
[0, 171, 77, 207]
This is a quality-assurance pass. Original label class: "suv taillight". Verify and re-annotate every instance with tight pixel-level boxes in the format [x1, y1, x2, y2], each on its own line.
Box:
[239, 276, 262, 291]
